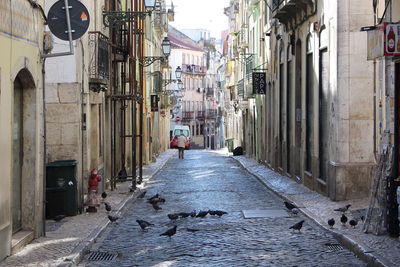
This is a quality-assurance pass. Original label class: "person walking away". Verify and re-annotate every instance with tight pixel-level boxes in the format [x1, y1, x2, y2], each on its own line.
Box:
[177, 134, 186, 159]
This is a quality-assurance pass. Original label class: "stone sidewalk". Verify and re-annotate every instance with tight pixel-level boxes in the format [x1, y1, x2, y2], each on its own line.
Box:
[0, 149, 177, 267]
[232, 153, 400, 267]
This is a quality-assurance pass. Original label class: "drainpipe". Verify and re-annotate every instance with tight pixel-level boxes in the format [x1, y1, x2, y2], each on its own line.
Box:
[42, 58, 46, 237]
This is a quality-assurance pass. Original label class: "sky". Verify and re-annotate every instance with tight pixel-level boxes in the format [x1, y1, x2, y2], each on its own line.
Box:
[167, 0, 230, 39]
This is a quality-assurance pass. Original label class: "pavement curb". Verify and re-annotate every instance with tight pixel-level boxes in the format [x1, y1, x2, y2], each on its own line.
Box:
[231, 155, 394, 267]
[58, 150, 176, 267]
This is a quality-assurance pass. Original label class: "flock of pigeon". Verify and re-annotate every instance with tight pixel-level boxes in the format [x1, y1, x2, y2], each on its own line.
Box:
[328, 204, 365, 229]
[284, 200, 364, 232]
[104, 190, 228, 239]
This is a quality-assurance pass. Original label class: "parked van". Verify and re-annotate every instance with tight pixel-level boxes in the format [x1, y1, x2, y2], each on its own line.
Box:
[170, 125, 191, 149]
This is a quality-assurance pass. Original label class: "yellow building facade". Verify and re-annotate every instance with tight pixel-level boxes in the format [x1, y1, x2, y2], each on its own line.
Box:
[0, 0, 46, 260]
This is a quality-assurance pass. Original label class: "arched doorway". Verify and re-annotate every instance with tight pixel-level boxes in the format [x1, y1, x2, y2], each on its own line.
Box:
[12, 69, 37, 234]
[12, 76, 23, 233]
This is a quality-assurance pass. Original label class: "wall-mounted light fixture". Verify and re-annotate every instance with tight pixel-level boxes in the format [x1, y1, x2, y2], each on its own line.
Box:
[163, 66, 182, 87]
[103, 0, 157, 28]
[142, 37, 171, 67]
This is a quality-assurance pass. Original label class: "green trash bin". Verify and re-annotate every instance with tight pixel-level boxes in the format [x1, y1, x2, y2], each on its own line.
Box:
[46, 160, 78, 218]
[226, 139, 234, 152]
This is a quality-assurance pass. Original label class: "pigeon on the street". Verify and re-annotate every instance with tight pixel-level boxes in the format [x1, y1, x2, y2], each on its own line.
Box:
[328, 218, 335, 228]
[289, 220, 305, 232]
[208, 210, 216, 216]
[104, 202, 112, 212]
[136, 219, 154, 231]
[196, 211, 208, 218]
[340, 214, 348, 225]
[168, 214, 179, 220]
[147, 194, 160, 201]
[108, 215, 119, 223]
[334, 204, 351, 213]
[214, 210, 228, 217]
[152, 203, 162, 211]
[137, 190, 147, 199]
[178, 212, 190, 218]
[160, 225, 177, 238]
[284, 201, 298, 211]
[54, 215, 66, 222]
[291, 208, 300, 215]
[349, 219, 358, 228]
[101, 192, 107, 199]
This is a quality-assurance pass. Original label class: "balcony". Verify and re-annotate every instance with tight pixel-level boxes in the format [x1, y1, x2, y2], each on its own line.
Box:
[88, 32, 110, 92]
[272, 0, 316, 24]
[206, 109, 217, 118]
[196, 111, 205, 120]
[182, 64, 206, 75]
[206, 87, 215, 98]
[183, 111, 194, 120]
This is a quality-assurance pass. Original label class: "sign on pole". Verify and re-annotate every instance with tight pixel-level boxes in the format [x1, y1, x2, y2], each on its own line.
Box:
[252, 72, 266, 94]
[48, 0, 90, 41]
[151, 95, 159, 112]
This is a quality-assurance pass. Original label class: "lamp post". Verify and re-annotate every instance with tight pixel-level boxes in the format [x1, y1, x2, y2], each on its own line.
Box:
[163, 66, 182, 87]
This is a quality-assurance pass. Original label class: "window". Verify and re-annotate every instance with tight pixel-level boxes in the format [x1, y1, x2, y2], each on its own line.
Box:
[305, 34, 313, 173]
[183, 53, 186, 64]
[287, 43, 293, 174]
[279, 42, 284, 168]
[319, 26, 329, 181]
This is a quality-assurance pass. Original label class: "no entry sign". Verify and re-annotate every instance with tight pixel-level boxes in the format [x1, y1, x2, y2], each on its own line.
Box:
[48, 0, 90, 41]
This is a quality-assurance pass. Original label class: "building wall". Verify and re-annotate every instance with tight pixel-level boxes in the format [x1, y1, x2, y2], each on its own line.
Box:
[45, 0, 107, 206]
[0, 0, 45, 260]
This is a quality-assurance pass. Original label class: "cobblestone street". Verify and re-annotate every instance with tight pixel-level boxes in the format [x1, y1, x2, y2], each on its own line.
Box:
[80, 150, 365, 266]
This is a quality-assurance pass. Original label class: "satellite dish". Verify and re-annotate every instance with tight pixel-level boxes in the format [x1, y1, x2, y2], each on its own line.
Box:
[48, 0, 90, 41]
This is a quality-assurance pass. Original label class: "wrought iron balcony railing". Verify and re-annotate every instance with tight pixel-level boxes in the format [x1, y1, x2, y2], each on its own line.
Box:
[183, 111, 194, 120]
[89, 32, 110, 90]
[206, 109, 217, 118]
[196, 111, 205, 119]
[182, 64, 206, 74]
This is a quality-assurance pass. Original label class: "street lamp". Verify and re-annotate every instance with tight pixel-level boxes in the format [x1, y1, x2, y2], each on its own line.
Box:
[144, 0, 157, 11]
[143, 37, 171, 67]
[163, 66, 182, 87]
[161, 37, 171, 57]
[103, 0, 158, 28]
[175, 66, 182, 79]
[177, 80, 184, 90]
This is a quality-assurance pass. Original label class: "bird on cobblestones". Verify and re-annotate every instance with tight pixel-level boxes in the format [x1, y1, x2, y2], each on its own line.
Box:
[289, 220, 305, 232]
[340, 214, 348, 226]
[178, 212, 191, 218]
[136, 219, 154, 231]
[291, 208, 299, 216]
[328, 218, 335, 228]
[104, 202, 112, 212]
[168, 214, 179, 220]
[54, 215, 66, 222]
[190, 210, 197, 217]
[108, 215, 119, 223]
[148, 197, 165, 205]
[147, 193, 160, 201]
[152, 203, 162, 211]
[334, 204, 351, 213]
[196, 210, 208, 218]
[101, 192, 107, 199]
[349, 219, 358, 228]
[214, 210, 228, 217]
[284, 201, 298, 211]
[208, 210, 216, 216]
[160, 225, 177, 238]
[137, 190, 147, 199]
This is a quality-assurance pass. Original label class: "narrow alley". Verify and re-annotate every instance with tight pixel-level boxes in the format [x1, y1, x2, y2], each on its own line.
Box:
[79, 150, 364, 266]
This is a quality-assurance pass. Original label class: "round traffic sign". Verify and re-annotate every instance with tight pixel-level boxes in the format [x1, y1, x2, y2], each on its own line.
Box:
[176, 116, 181, 122]
[48, 0, 90, 41]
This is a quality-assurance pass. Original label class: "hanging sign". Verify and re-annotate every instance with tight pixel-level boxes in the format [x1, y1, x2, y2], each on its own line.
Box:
[252, 72, 266, 94]
[151, 95, 159, 112]
[48, 0, 90, 41]
[367, 23, 400, 60]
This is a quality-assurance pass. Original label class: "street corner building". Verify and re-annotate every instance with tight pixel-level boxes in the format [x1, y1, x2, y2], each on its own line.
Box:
[0, 0, 47, 261]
